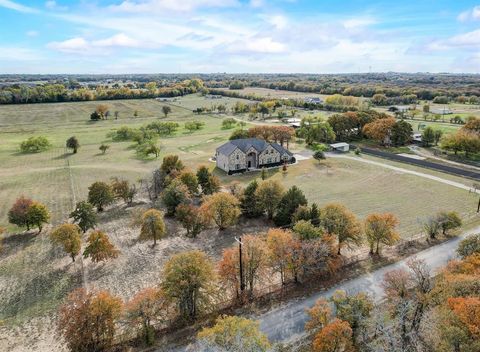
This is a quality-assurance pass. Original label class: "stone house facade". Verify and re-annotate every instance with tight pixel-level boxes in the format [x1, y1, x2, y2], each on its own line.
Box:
[215, 138, 294, 174]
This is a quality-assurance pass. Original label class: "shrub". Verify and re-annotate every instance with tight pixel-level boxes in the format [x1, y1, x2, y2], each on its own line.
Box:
[20, 136, 51, 153]
[457, 234, 480, 258]
[66, 136, 80, 153]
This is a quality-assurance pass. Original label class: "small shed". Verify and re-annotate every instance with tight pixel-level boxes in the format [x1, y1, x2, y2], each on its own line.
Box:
[330, 142, 350, 152]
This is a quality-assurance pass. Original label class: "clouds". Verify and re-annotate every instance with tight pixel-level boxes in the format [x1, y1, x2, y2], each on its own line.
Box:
[1, 0, 480, 73]
[109, 0, 239, 13]
[458, 5, 480, 22]
[47, 34, 144, 54]
[0, 0, 38, 13]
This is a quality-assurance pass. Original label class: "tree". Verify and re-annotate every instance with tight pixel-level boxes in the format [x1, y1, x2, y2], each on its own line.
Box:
[178, 170, 199, 195]
[330, 290, 373, 341]
[96, 104, 109, 119]
[50, 223, 82, 262]
[229, 129, 250, 140]
[139, 209, 166, 246]
[196, 166, 220, 195]
[422, 126, 435, 147]
[161, 154, 185, 178]
[218, 235, 266, 299]
[255, 180, 285, 219]
[185, 120, 203, 132]
[433, 129, 443, 146]
[125, 288, 168, 346]
[59, 288, 122, 352]
[200, 192, 240, 230]
[222, 118, 237, 129]
[99, 143, 110, 154]
[90, 111, 101, 121]
[463, 116, 480, 133]
[437, 211, 462, 235]
[111, 177, 137, 205]
[293, 220, 323, 240]
[391, 120, 413, 146]
[175, 204, 207, 238]
[137, 141, 160, 158]
[197, 315, 270, 352]
[162, 179, 191, 216]
[88, 181, 114, 212]
[274, 186, 308, 226]
[20, 136, 51, 153]
[83, 230, 119, 263]
[8, 196, 33, 230]
[162, 105, 172, 118]
[70, 201, 97, 233]
[312, 319, 354, 352]
[299, 117, 336, 145]
[240, 180, 263, 218]
[364, 213, 400, 255]
[320, 203, 362, 255]
[161, 250, 215, 320]
[66, 136, 80, 154]
[362, 117, 396, 146]
[448, 297, 480, 339]
[423, 215, 441, 239]
[26, 201, 50, 232]
[306, 298, 331, 333]
[457, 234, 480, 258]
[266, 228, 295, 285]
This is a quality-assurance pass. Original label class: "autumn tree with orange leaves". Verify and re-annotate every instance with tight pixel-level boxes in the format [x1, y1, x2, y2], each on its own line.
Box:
[125, 288, 169, 346]
[59, 288, 122, 352]
[218, 234, 267, 300]
[83, 230, 120, 263]
[312, 319, 354, 352]
[362, 117, 396, 146]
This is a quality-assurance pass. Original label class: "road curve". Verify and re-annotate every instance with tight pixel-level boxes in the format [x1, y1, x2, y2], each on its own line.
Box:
[256, 225, 480, 343]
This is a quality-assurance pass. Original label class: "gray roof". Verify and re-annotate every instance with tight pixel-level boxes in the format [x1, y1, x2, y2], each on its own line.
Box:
[217, 138, 292, 157]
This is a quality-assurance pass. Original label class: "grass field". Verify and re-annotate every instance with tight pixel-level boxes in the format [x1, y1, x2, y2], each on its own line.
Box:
[1, 94, 479, 351]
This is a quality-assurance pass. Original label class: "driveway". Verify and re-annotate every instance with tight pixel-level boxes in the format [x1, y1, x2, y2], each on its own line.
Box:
[257, 225, 480, 343]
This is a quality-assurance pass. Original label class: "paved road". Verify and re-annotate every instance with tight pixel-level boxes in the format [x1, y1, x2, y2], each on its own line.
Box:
[329, 153, 479, 194]
[257, 226, 480, 343]
[357, 146, 480, 181]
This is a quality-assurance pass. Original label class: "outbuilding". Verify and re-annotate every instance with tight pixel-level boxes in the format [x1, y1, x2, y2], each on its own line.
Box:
[330, 142, 350, 152]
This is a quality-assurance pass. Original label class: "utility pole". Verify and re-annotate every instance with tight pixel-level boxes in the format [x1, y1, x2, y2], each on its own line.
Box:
[477, 196, 480, 213]
[234, 237, 245, 293]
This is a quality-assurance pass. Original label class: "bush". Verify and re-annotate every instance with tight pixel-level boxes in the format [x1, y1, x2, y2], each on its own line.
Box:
[222, 118, 237, 129]
[20, 136, 51, 153]
[313, 151, 326, 161]
[457, 234, 480, 258]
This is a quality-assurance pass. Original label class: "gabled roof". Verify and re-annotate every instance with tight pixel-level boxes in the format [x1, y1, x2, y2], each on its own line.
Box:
[217, 138, 292, 157]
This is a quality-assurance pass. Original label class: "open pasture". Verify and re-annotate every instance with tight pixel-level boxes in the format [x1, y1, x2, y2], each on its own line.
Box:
[1, 95, 479, 352]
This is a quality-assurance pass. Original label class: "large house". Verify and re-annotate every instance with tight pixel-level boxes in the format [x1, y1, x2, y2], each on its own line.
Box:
[215, 138, 295, 174]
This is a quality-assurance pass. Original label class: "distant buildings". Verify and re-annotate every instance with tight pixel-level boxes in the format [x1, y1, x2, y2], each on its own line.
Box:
[304, 97, 323, 104]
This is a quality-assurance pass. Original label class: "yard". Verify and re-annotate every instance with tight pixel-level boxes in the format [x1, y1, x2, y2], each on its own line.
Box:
[0, 95, 479, 351]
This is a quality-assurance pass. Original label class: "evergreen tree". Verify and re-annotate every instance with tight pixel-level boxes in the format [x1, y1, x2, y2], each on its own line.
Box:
[274, 186, 308, 226]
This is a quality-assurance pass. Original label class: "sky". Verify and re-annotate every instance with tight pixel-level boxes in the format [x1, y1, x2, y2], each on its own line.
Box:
[0, 0, 480, 74]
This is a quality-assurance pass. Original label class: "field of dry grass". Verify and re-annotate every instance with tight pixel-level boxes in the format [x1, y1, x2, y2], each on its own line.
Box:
[1, 94, 479, 351]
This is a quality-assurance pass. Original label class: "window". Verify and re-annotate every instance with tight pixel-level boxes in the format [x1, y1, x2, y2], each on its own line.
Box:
[267, 158, 272, 163]
[236, 164, 241, 170]
[236, 154, 239, 160]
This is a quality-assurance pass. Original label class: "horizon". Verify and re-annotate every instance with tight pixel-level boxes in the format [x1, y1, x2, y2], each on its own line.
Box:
[1, 0, 480, 74]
